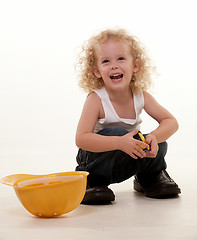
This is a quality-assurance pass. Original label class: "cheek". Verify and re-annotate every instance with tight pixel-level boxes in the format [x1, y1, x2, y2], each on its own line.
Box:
[99, 66, 108, 75]
[124, 63, 133, 73]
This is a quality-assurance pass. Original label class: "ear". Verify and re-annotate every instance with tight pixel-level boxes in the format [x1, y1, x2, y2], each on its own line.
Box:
[133, 59, 140, 73]
[93, 66, 102, 78]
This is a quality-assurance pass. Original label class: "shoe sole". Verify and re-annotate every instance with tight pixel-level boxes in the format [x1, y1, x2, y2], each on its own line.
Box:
[134, 179, 181, 198]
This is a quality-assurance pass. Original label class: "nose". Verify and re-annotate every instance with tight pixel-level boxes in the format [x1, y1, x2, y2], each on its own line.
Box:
[111, 62, 118, 70]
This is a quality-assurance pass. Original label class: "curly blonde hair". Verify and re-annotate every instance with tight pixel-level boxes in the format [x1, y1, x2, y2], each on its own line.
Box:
[76, 28, 154, 93]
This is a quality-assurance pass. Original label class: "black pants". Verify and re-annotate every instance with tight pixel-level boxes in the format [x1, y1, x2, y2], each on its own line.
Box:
[76, 127, 167, 187]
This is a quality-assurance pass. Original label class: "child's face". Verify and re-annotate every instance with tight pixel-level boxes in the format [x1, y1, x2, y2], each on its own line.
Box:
[94, 39, 139, 91]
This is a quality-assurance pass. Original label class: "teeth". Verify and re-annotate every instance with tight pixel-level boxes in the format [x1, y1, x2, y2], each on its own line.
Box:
[110, 74, 123, 80]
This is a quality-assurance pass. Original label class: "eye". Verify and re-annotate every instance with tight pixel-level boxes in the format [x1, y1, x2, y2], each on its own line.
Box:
[118, 57, 125, 61]
[102, 59, 109, 64]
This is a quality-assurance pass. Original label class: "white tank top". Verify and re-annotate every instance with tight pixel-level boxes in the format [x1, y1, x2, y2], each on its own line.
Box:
[94, 87, 144, 133]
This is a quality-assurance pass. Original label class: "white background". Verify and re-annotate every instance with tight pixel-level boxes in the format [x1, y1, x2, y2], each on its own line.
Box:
[0, 0, 196, 178]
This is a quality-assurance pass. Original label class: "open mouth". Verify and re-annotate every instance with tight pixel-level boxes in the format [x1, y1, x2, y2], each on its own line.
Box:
[110, 74, 123, 81]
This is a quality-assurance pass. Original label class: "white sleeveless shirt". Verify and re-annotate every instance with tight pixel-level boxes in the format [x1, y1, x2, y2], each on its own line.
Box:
[94, 87, 144, 133]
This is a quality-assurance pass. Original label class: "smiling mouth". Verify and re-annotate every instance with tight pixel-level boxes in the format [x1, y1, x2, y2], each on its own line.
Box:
[110, 74, 123, 81]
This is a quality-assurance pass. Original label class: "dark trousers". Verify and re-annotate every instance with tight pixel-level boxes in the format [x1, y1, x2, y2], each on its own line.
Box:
[76, 127, 167, 187]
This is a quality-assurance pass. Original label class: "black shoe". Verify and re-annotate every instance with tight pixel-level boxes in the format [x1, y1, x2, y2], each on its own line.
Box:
[134, 170, 181, 198]
[81, 186, 115, 205]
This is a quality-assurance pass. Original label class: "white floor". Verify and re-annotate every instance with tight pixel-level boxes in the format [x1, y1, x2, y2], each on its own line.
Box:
[0, 156, 197, 240]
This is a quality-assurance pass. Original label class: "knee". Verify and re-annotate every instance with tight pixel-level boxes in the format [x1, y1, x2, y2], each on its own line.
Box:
[157, 141, 168, 157]
[97, 127, 129, 136]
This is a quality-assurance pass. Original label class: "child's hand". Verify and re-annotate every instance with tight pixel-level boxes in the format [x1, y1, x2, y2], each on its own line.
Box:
[119, 130, 150, 159]
[145, 133, 158, 158]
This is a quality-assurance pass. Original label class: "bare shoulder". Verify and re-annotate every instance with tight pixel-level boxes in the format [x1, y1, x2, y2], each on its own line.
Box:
[76, 91, 105, 136]
[86, 91, 101, 103]
[85, 92, 102, 112]
[80, 91, 104, 120]
[143, 91, 173, 122]
[85, 91, 104, 119]
[143, 91, 157, 105]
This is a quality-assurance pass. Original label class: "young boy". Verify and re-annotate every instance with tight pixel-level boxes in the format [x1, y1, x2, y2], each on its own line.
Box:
[75, 29, 181, 204]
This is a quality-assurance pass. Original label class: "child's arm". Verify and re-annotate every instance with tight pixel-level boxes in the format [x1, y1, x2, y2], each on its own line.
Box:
[143, 91, 179, 157]
[75, 92, 119, 152]
[76, 92, 149, 159]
